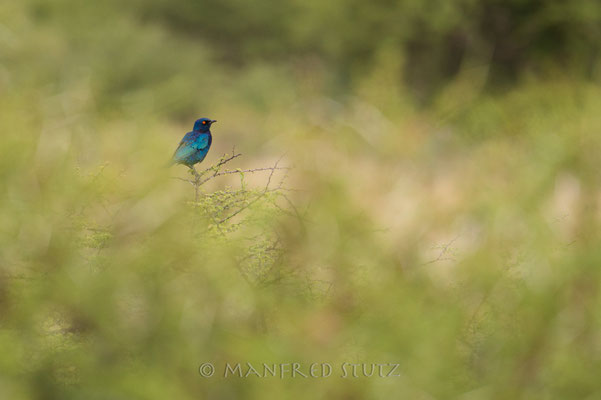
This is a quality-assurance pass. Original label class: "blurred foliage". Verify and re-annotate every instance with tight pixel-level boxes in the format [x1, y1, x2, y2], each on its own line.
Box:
[129, 0, 601, 99]
[2, 0, 601, 399]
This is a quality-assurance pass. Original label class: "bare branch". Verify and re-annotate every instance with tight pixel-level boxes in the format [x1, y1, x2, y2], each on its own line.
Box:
[197, 166, 290, 187]
[170, 177, 195, 185]
[422, 235, 460, 265]
[217, 158, 283, 224]
[199, 146, 242, 178]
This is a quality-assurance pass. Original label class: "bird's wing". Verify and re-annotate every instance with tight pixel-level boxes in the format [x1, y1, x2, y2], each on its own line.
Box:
[172, 132, 210, 162]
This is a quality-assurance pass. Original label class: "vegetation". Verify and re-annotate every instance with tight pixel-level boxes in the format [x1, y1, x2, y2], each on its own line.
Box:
[2, 0, 601, 398]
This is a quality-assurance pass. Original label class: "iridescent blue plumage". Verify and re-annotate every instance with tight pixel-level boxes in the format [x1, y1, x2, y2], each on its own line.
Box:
[171, 118, 216, 168]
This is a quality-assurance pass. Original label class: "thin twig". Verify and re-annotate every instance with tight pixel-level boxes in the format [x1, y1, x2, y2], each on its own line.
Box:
[171, 177, 195, 185]
[198, 146, 242, 179]
[217, 157, 283, 224]
[190, 166, 201, 202]
[197, 166, 290, 187]
[422, 235, 460, 265]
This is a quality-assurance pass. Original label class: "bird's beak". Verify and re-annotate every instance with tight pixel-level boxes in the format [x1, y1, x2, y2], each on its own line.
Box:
[211, 120, 217, 124]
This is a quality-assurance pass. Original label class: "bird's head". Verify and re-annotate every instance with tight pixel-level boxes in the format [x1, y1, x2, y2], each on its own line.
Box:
[193, 118, 217, 132]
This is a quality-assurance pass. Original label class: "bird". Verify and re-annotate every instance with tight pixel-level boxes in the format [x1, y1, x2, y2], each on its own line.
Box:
[170, 117, 216, 173]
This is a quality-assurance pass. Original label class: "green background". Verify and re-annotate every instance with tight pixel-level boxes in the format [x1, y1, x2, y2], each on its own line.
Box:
[2, 1, 601, 398]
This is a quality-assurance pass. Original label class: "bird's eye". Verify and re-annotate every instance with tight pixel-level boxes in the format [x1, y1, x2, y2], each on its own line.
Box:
[202, 121, 206, 124]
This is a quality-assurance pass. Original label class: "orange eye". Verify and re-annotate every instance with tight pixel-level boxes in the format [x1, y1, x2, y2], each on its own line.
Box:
[202, 121, 206, 124]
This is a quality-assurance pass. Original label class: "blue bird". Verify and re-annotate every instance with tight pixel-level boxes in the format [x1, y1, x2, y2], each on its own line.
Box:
[171, 118, 216, 171]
